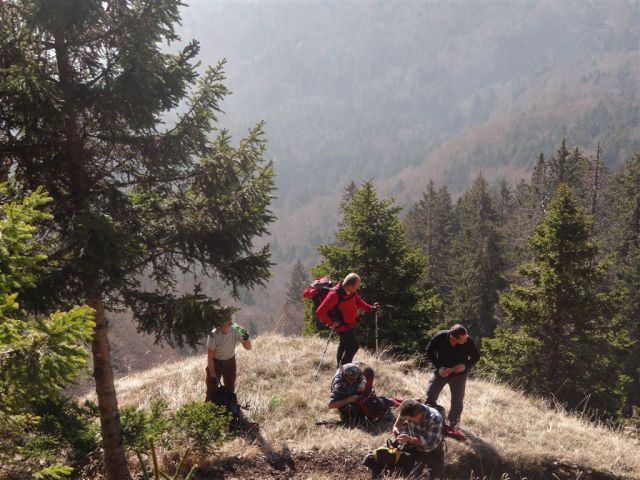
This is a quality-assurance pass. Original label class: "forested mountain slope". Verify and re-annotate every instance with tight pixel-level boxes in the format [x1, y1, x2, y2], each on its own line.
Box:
[171, 0, 639, 322]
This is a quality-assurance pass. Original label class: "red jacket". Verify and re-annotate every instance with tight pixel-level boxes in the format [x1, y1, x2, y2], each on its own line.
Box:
[316, 287, 373, 332]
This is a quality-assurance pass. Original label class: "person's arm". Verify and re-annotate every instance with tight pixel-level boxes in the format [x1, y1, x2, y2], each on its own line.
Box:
[328, 394, 361, 410]
[355, 293, 372, 312]
[316, 290, 339, 327]
[392, 414, 404, 437]
[465, 337, 480, 370]
[207, 348, 216, 378]
[426, 332, 443, 368]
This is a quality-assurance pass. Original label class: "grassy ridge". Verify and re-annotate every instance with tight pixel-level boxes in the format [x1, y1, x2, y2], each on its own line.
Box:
[103, 334, 640, 479]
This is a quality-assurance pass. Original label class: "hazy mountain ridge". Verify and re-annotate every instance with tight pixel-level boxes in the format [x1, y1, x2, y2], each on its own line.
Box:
[101, 1, 640, 350]
[150, 0, 640, 327]
[179, 0, 638, 202]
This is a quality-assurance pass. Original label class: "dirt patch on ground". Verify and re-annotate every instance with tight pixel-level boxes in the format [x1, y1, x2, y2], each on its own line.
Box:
[183, 450, 632, 480]
[79, 447, 633, 480]
[192, 451, 370, 479]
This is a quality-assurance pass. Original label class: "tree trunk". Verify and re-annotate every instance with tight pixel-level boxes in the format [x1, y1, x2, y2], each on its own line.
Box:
[90, 295, 131, 480]
[53, 28, 131, 480]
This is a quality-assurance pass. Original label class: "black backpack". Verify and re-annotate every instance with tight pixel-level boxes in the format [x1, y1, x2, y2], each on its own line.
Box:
[209, 386, 242, 426]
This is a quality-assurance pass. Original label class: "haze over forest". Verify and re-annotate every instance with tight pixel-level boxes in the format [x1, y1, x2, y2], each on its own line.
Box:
[157, 0, 640, 336]
[3, 1, 640, 477]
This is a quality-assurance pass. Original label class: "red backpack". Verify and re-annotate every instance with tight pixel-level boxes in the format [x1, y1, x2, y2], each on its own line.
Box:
[303, 276, 348, 324]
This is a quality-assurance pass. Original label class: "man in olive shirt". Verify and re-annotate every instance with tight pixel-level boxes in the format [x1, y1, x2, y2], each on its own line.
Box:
[206, 317, 252, 400]
[425, 324, 480, 431]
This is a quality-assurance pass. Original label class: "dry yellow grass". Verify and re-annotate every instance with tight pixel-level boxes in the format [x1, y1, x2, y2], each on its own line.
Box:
[97, 334, 640, 479]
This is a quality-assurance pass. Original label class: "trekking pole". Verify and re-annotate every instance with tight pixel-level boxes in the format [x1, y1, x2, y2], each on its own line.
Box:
[309, 330, 334, 402]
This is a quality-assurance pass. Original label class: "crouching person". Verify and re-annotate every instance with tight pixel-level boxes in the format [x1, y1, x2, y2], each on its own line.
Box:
[328, 362, 375, 426]
[393, 399, 445, 479]
[205, 316, 252, 401]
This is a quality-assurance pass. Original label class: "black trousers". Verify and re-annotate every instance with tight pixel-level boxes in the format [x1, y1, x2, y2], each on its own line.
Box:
[406, 441, 445, 479]
[336, 328, 359, 366]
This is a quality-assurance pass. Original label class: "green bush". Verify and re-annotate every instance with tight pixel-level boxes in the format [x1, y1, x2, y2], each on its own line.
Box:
[29, 399, 100, 468]
[121, 399, 170, 451]
[121, 406, 151, 451]
[171, 401, 231, 454]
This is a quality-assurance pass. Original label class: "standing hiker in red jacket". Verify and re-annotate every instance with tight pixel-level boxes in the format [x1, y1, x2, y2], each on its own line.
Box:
[316, 272, 379, 367]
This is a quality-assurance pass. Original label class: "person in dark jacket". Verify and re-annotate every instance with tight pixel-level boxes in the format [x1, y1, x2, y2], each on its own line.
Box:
[425, 324, 480, 431]
[316, 272, 379, 366]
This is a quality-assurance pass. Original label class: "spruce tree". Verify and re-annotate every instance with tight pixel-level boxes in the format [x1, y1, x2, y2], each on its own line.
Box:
[0, 1, 275, 477]
[282, 259, 308, 335]
[547, 141, 590, 204]
[0, 187, 94, 477]
[307, 181, 440, 353]
[448, 173, 505, 340]
[404, 180, 456, 304]
[614, 154, 640, 416]
[285, 259, 309, 307]
[482, 185, 627, 417]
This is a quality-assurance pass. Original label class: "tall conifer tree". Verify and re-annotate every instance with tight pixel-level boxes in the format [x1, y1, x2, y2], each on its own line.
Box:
[405, 180, 456, 304]
[307, 181, 440, 353]
[448, 173, 505, 340]
[615, 154, 640, 416]
[482, 185, 627, 417]
[0, 1, 275, 477]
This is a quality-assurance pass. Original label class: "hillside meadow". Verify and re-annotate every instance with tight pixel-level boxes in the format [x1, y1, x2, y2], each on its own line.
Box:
[87, 334, 640, 479]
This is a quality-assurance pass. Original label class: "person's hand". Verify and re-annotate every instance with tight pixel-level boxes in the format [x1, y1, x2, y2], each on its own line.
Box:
[452, 363, 466, 373]
[372, 302, 381, 312]
[392, 426, 401, 437]
[349, 394, 361, 403]
[209, 375, 219, 387]
[438, 367, 452, 377]
[397, 434, 413, 444]
[331, 321, 341, 330]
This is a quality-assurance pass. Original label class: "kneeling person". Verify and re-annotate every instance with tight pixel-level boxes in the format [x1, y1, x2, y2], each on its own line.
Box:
[205, 316, 252, 401]
[393, 399, 445, 479]
[328, 362, 375, 426]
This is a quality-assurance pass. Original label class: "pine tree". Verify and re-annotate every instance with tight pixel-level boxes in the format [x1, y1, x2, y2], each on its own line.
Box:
[547, 141, 590, 203]
[531, 153, 549, 212]
[482, 185, 628, 417]
[404, 180, 456, 304]
[282, 259, 308, 335]
[307, 181, 441, 353]
[448, 173, 505, 340]
[285, 259, 309, 306]
[614, 154, 640, 416]
[0, 2, 275, 477]
[0, 186, 94, 477]
[493, 177, 513, 227]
